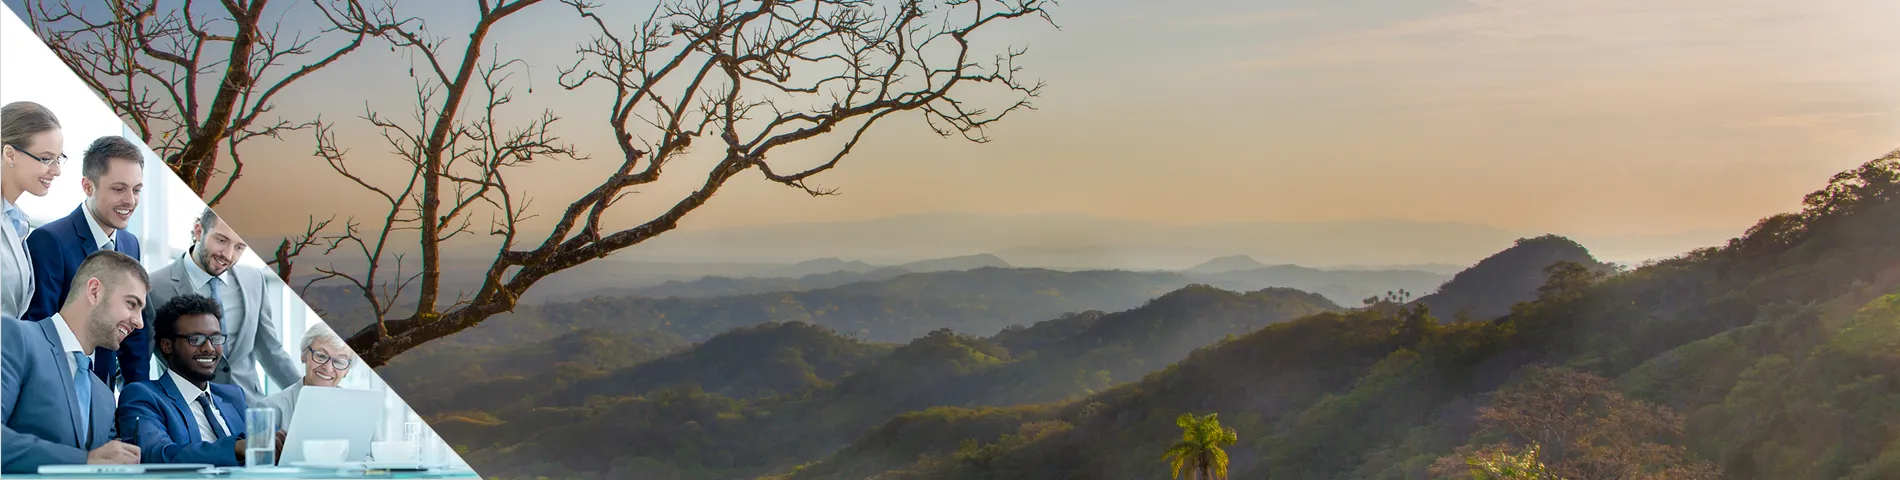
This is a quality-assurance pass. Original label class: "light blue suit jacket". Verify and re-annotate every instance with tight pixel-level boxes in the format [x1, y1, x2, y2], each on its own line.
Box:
[1, 316, 116, 473]
[117, 371, 250, 466]
[24, 205, 148, 389]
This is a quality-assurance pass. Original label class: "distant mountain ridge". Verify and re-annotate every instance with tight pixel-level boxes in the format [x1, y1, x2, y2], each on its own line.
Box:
[279, 215, 1735, 306]
[773, 258, 880, 277]
[1413, 234, 1614, 320]
[1188, 254, 1270, 273]
[901, 253, 1012, 272]
[592, 213, 1739, 268]
[555, 262, 1446, 310]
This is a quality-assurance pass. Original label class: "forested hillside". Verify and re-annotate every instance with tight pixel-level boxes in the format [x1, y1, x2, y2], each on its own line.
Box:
[767, 149, 1900, 480]
[424, 286, 1341, 479]
[1412, 234, 1614, 321]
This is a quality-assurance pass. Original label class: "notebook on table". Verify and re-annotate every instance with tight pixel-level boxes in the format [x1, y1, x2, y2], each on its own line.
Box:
[37, 463, 212, 475]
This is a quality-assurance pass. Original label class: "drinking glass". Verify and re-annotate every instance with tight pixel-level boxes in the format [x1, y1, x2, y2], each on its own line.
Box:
[244, 407, 278, 467]
[419, 427, 445, 467]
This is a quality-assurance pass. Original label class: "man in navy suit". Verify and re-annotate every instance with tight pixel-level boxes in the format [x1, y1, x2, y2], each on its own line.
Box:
[2, 250, 146, 473]
[24, 135, 147, 391]
[116, 293, 282, 467]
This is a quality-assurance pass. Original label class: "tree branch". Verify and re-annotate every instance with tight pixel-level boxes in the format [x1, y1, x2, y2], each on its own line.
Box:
[318, 0, 1055, 366]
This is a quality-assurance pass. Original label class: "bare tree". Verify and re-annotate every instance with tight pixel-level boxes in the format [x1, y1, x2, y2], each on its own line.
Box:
[308, 0, 1056, 366]
[1430, 365, 1721, 480]
[17, 0, 406, 277]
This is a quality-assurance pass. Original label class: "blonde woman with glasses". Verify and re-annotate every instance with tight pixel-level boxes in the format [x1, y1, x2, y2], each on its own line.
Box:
[0, 101, 66, 320]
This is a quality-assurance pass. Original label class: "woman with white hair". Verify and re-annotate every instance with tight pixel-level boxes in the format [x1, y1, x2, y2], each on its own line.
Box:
[255, 322, 358, 428]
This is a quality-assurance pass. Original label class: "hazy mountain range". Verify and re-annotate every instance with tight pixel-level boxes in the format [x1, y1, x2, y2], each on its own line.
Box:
[585, 213, 1738, 267]
[275, 214, 1737, 305]
[399, 155, 1900, 480]
[389, 227, 1625, 479]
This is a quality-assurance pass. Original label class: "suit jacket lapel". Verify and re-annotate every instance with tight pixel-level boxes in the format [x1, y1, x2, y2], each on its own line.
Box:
[167, 257, 191, 310]
[161, 257, 194, 329]
[66, 207, 98, 258]
[169, 255, 191, 297]
[154, 372, 202, 442]
[210, 389, 245, 438]
[37, 319, 86, 445]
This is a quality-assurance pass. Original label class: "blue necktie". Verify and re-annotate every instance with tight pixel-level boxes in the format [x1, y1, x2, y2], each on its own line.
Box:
[4, 208, 27, 252]
[5, 215, 24, 238]
[195, 394, 227, 438]
[71, 353, 92, 440]
[209, 277, 235, 332]
[3, 204, 26, 237]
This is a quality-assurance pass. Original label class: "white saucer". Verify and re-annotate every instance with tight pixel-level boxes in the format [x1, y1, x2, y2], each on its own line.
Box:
[286, 461, 361, 470]
[364, 461, 427, 470]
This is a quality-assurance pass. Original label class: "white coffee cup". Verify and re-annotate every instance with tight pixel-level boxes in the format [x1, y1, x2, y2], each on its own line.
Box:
[304, 439, 350, 464]
[371, 441, 417, 462]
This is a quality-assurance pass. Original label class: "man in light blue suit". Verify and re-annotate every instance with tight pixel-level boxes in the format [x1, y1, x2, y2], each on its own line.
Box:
[24, 135, 148, 391]
[117, 293, 281, 467]
[1, 250, 147, 473]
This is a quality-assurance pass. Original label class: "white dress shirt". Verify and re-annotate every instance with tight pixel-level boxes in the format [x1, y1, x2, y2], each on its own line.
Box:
[47, 313, 90, 378]
[78, 200, 114, 248]
[166, 367, 235, 442]
[255, 383, 300, 430]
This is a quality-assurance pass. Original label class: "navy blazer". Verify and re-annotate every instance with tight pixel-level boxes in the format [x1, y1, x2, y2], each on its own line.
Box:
[1, 316, 117, 473]
[116, 371, 249, 467]
[22, 205, 148, 390]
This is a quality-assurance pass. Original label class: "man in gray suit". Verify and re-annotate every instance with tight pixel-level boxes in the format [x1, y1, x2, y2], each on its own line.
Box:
[2, 250, 145, 473]
[143, 208, 297, 400]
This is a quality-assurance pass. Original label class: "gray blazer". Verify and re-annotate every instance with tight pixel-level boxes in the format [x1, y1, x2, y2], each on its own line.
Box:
[1, 316, 116, 473]
[0, 208, 33, 321]
[144, 252, 299, 400]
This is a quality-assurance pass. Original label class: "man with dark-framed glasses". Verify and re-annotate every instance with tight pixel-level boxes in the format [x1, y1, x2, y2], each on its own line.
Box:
[115, 294, 283, 466]
[141, 207, 297, 400]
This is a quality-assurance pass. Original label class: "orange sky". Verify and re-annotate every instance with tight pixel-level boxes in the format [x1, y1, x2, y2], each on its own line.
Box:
[18, 0, 1900, 242]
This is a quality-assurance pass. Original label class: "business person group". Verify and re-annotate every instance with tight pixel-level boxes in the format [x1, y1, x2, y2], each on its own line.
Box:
[2, 100, 366, 473]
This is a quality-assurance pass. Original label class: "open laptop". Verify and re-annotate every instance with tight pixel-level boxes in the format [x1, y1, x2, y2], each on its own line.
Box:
[278, 386, 387, 465]
[38, 463, 211, 475]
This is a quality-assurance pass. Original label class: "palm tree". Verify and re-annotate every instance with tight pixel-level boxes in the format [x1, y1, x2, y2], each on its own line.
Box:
[1459, 443, 1555, 480]
[1163, 412, 1240, 480]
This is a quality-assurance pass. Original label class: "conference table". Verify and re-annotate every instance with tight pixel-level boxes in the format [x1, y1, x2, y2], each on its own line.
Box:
[7, 466, 482, 479]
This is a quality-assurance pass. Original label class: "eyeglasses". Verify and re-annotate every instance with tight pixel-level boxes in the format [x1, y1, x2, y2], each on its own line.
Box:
[5, 144, 66, 167]
[168, 333, 227, 347]
[307, 347, 353, 370]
